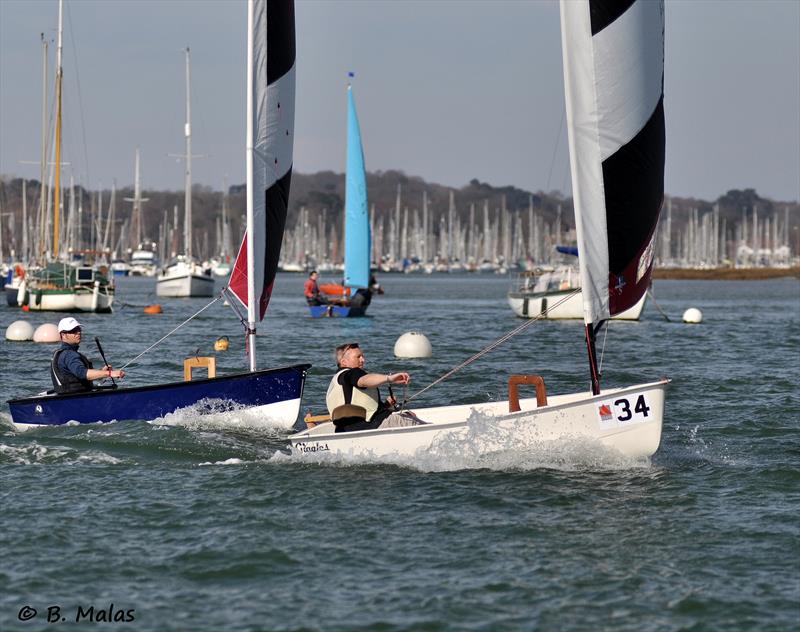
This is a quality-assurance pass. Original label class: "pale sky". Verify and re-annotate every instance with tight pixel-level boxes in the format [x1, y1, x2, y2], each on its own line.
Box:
[0, 0, 798, 202]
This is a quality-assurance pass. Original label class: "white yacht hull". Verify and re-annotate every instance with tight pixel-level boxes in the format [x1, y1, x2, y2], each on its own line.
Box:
[289, 379, 667, 460]
[20, 280, 114, 313]
[156, 272, 214, 297]
[508, 290, 646, 320]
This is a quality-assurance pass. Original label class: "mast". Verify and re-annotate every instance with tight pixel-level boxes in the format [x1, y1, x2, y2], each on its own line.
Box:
[52, 0, 63, 259]
[22, 179, 28, 262]
[39, 33, 48, 260]
[124, 147, 148, 249]
[245, 1, 257, 370]
[183, 48, 193, 259]
[133, 147, 142, 248]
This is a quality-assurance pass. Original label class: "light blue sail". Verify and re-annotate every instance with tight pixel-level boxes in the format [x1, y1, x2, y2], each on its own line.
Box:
[343, 84, 371, 291]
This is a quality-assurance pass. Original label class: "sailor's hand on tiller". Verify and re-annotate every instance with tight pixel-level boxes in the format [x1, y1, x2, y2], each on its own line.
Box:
[103, 365, 125, 380]
[387, 372, 410, 385]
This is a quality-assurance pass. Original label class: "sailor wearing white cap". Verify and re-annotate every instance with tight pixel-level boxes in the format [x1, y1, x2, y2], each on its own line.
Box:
[51, 318, 125, 394]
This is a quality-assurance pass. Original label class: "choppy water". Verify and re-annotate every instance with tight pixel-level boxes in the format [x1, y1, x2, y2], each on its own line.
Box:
[1, 273, 798, 631]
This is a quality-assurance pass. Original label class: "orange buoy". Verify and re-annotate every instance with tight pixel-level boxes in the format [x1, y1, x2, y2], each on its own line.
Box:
[143, 304, 163, 314]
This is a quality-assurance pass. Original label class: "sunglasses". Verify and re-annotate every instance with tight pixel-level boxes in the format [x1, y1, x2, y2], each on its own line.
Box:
[64, 328, 82, 334]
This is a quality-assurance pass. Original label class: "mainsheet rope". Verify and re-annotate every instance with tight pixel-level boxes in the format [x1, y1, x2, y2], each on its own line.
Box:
[119, 295, 222, 370]
[403, 288, 582, 405]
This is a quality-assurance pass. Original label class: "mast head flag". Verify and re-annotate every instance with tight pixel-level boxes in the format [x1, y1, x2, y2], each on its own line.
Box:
[560, 0, 665, 325]
[229, 0, 296, 320]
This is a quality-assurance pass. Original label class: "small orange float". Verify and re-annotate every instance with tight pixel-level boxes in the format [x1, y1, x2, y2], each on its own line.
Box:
[143, 304, 163, 314]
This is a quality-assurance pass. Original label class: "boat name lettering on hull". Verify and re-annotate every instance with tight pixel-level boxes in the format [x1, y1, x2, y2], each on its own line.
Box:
[295, 442, 330, 454]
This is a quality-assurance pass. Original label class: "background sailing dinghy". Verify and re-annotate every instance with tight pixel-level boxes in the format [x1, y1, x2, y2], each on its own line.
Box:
[7, 0, 310, 431]
[290, 0, 669, 460]
[309, 79, 372, 318]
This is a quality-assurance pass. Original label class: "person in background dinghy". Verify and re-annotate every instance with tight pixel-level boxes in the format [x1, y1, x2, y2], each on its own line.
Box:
[304, 270, 328, 306]
[50, 317, 125, 394]
[326, 342, 427, 432]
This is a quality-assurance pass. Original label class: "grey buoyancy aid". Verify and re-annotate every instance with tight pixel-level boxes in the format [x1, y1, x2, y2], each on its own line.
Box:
[50, 346, 93, 394]
[326, 368, 380, 421]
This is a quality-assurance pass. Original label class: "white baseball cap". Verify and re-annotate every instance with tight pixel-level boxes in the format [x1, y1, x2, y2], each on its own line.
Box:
[57, 317, 83, 333]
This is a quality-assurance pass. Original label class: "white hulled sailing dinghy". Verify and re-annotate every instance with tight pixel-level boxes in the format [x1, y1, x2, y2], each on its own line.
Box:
[289, 0, 669, 460]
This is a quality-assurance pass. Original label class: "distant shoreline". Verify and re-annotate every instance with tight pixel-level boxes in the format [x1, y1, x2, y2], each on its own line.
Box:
[653, 267, 800, 280]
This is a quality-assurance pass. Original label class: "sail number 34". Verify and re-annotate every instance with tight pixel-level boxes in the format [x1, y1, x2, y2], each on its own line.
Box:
[597, 394, 651, 427]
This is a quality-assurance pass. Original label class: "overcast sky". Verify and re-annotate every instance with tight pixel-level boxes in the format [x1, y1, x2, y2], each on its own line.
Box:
[1, 0, 798, 202]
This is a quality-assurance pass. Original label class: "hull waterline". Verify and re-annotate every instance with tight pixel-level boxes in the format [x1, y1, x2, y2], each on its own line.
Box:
[308, 305, 368, 318]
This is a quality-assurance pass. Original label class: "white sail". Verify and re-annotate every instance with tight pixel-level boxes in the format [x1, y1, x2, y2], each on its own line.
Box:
[229, 0, 296, 369]
[560, 0, 665, 326]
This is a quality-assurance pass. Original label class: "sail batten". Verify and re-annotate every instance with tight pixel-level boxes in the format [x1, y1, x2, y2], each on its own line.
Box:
[560, 0, 665, 325]
[229, 0, 296, 322]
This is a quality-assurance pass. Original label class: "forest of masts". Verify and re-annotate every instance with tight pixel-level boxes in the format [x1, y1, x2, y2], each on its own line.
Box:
[281, 191, 797, 272]
[0, 180, 796, 273]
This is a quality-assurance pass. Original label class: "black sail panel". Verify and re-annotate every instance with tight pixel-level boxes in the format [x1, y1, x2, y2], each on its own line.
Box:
[603, 96, 665, 314]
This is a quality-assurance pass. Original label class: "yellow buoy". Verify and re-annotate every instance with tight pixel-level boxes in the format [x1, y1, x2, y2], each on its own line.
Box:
[214, 336, 230, 352]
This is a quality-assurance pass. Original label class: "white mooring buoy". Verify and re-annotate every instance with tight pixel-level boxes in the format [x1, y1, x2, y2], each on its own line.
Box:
[682, 308, 703, 324]
[5, 320, 34, 341]
[33, 323, 60, 343]
[394, 332, 432, 358]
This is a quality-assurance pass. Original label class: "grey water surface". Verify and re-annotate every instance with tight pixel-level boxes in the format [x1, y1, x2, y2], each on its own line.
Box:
[1, 273, 798, 631]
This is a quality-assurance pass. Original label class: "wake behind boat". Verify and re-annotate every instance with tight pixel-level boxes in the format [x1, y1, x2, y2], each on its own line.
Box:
[291, 0, 669, 460]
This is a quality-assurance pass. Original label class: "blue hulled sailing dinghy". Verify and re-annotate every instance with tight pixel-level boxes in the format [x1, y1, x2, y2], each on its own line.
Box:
[309, 79, 372, 318]
[291, 0, 669, 459]
[8, 0, 310, 430]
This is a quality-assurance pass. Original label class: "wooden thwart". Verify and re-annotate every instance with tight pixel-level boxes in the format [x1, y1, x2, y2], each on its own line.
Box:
[304, 412, 331, 429]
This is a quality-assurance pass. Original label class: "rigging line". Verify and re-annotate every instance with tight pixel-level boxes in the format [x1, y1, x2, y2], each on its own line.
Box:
[647, 288, 672, 322]
[119, 295, 221, 370]
[405, 288, 582, 404]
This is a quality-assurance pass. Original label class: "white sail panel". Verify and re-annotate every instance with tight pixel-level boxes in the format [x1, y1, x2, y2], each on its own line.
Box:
[560, 0, 609, 323]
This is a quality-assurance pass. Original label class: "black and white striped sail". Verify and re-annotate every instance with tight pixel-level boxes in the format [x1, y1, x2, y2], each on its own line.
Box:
[229, 0, 296, 321]
[560, 0, 665, 326]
